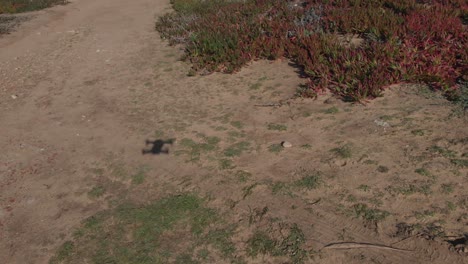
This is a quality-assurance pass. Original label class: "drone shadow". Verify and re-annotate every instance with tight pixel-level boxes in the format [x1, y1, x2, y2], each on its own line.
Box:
[142, 139, 175, 155]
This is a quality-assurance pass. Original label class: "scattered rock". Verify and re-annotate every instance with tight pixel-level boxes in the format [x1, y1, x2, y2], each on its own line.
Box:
[447, 234, 468, 254]
[324, 97, 337, 104]
[334, 160, 347, 167]
[281, 141, 293, 148]
[374, 119, 390, 128]
[11, 94, 17, 99]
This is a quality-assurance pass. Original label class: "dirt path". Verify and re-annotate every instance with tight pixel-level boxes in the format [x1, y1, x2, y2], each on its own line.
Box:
[0, 0, 177, 262]
[1, 1, 467, 263]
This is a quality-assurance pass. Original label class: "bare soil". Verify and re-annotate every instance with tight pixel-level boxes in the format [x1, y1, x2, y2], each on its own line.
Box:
[0, 0, 467, 263]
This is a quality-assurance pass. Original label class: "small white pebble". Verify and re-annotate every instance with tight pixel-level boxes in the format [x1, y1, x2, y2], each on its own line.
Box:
[281, 141, 293, 148]
[11, 95, 17, 99]
[374, 119, 390, 128]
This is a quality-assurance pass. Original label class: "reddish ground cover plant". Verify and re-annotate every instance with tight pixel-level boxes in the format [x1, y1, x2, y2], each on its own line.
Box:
[157, 0, 467, 102]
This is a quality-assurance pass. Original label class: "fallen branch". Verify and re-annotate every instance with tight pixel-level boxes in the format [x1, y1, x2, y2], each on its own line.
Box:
[254, 102, 284, 107]
[322, 242, 412, 252]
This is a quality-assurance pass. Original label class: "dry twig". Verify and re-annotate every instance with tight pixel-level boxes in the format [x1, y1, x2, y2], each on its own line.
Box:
[322, 242, 412, 252]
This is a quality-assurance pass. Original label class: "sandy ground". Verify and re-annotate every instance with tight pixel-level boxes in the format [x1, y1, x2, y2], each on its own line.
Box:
[0, 0, 467, 263]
